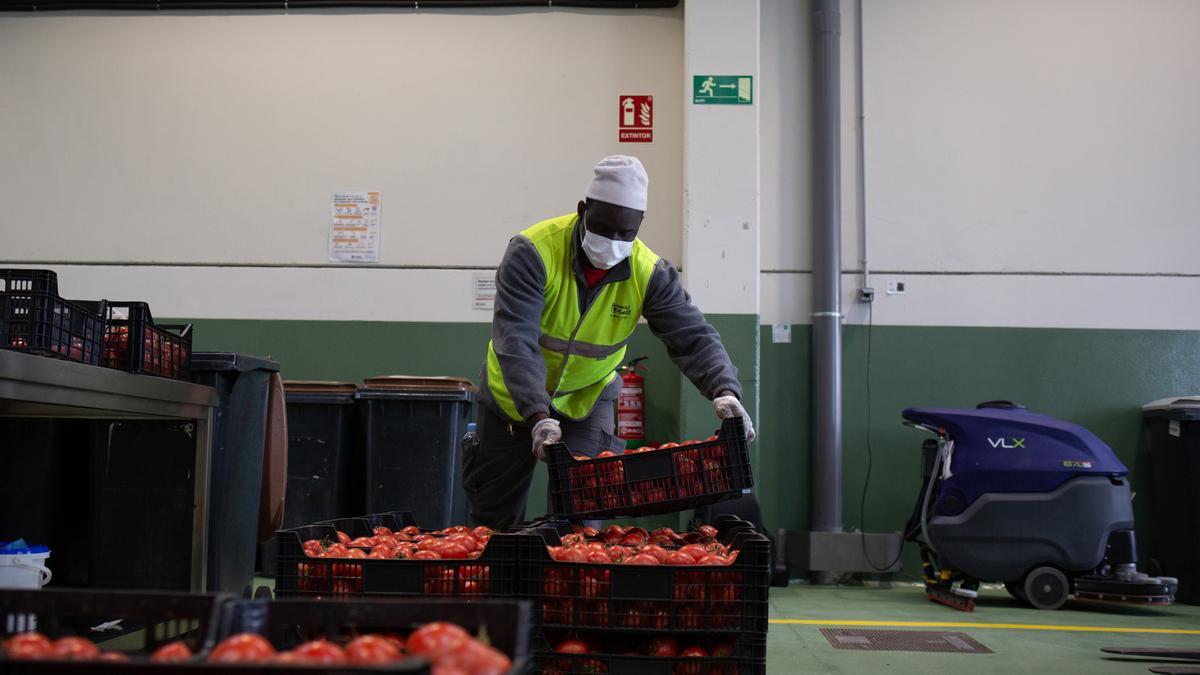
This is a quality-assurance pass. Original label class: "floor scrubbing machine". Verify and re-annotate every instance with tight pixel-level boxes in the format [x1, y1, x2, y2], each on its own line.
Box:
[900, 401, 1178, 611]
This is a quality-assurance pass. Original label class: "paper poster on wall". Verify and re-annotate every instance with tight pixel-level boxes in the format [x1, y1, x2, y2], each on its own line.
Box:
[329, 191, 381, 263]
[473, 273, 496, 311]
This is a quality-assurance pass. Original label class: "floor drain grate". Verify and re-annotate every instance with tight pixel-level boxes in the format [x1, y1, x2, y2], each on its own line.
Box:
[820, 628, 993, 654]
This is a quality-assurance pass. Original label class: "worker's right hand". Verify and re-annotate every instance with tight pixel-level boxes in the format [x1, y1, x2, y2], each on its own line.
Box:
[531, 417, 562, 461]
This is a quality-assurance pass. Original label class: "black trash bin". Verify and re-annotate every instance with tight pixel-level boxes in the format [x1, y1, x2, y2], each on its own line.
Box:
[281, 381, 362, 528]
[1143, 396, 1200, 605]
[358, 376, 475, 530]
[191, 352, 280, 595]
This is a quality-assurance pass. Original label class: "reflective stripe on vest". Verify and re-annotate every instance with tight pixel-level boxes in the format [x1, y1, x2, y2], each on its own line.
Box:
[486, 213, 659, 422]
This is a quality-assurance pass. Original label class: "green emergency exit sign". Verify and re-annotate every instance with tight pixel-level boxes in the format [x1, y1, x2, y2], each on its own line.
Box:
[693, 75, 753, 104]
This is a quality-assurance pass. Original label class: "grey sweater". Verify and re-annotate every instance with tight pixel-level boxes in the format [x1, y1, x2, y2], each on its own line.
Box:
[479, 215, 742, 423]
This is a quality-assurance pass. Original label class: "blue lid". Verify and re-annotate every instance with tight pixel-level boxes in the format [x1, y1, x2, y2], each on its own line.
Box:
[467, 423, 477, 433]
[1, 541, 49, 555]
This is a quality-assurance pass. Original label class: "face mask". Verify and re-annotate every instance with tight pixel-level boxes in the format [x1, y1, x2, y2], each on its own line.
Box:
[580, 216, 634, 269]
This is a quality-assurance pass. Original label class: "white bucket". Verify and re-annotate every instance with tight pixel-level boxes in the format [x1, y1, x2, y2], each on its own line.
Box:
[0, 545, 53, 590]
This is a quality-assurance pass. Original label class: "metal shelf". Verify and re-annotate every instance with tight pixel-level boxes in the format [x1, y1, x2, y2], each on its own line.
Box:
[0, 348, 218, 591]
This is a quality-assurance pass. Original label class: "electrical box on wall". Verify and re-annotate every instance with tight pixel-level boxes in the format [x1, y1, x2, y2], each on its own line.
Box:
[887, 280, 907, 295]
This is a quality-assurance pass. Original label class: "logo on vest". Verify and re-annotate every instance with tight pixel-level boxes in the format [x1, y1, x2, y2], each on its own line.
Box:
[610, 302, 632, 319]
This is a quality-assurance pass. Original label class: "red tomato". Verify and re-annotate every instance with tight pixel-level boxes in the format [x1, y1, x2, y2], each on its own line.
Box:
[625, 553, 659, 565]
[640, 544, 670, 563]
[681, 646, 709, 657]
[587, 550, 611, 564]
[349, 537, 375, 548]
[695, 554, 726, 565]
[97, 652, 129, 662]
[2, 632, 53, 660]
[380, 633, 407, 654]
[372, 526, 393, 537]
[443, 526, 471, 534]
[711, 643, 735, 657]
[555, 638, 591, 654]
[208, 633, 275, 663]
[620, 532, 647, 547]
[434, 638, 512, 675]
[407, 622, 470, 658]
[698, 525, 719, 539]
[582, 526, 600, 538]
[678, 544, 708, 562]
[401, 526, 420, 536]
[559, 547, 588, 563]
[433, 541, 471, 559]
[665, 551, 695, 565]
[606, 546, 630, 562]
[411, 549, 441, 560]
[150, 640, 193, 662]
[659, 442, 680, 449]
[471, 525, 493, 539]
[336, 530, 351, 545]
[647, 637, 680, 657]
[51, 637, 100, 661]
[289, 639, 346, 663]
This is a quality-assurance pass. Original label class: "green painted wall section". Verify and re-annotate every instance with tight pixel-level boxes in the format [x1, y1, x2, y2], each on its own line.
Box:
[177, 317, 684, 526]
[177, 316, 1199, 572]
[760, 324, 1200, 576]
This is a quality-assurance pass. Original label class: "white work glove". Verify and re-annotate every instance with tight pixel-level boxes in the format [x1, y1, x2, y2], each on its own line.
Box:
[531, 417, 562, 461]
[714, 395, 757, 442]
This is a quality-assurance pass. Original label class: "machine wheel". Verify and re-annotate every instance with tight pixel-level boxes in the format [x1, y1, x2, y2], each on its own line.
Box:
[1023, 566, 1070, 610]
[1004, 580, 1028, 604]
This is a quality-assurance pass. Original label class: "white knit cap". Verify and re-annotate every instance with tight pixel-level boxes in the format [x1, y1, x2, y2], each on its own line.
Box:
[585, 155, 648, 211]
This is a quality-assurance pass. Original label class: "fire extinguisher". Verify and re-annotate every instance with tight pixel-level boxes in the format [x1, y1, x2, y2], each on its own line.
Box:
[616, 356, 649, 449]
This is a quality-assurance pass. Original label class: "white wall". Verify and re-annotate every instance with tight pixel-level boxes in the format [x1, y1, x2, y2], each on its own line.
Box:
[0, 7, 683, 321]
[759, 0, 1200, 329]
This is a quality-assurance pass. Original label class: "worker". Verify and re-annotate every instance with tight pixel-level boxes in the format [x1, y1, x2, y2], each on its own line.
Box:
[463, 155, 755, 529]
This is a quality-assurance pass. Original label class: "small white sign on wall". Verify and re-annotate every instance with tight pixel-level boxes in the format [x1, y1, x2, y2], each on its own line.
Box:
[473, 273, 497, 311]
[329, 191, 381, 263]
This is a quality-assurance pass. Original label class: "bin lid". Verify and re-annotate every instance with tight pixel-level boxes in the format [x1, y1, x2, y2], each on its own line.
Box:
[361, 375, 477, 392]
[284, 381, 357, 394]
[284, 381, 357, 404]
[191, 352, 281, 373]
[358, 376, 476, 402]
[1143, 396, 1200, 420]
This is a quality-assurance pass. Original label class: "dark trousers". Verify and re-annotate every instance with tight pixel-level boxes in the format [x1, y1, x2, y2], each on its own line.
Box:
[462, 400, 623, 530]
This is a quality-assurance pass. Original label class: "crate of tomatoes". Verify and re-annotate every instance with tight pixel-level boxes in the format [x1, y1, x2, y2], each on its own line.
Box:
[545, 417, 753, 520]
[516, 517, 770, 635]
[536, 632, 765, 675]
[0, 587, 227, 670]
[80, 300, 192, 381]
[274, 511, 518, 599]
[0, 269, 106, 366]
[214, 597, 530, 674]
[0, 589, 530, 674]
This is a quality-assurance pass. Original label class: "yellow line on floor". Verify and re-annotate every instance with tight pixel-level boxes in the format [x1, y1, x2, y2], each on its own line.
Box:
[770, 619, 1200, 635]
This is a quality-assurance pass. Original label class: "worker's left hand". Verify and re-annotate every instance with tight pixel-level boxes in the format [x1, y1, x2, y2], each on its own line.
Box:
[714, 395, 756, 442]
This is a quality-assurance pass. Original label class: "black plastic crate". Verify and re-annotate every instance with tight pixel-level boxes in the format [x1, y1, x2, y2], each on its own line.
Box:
[274, 519, 518, 599]
[223, 597, 531, 674]
[0, 588, 227, 669]
[77, 300, 192, 381]
[532, 631, 765, 675]
[546, 417, 753, 520]
[516, 517, 770, 634]
[0, 269, 106, 366]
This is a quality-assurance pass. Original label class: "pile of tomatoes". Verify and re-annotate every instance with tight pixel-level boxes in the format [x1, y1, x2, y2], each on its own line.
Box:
[537, 525, 746, 630]
[296, 524, 497, 595]
[102, 324, 188, 378]
[565, 437, 734, 513]
[204, 623, 510, 674]
[547, 524, 736, 566]
[547, 636, 740, 674]
[3, 623, 512, 674]
[1, 632, 131, 662]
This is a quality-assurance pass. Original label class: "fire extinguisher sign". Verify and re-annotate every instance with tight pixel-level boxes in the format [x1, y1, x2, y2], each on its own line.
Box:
[618, 95, 653, 143]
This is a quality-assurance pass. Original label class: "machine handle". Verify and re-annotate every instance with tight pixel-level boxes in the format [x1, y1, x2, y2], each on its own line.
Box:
[976, 400, 1026, 410]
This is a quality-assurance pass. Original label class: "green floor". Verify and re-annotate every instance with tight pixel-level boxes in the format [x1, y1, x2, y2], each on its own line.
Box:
[767, 583, 1200, 674]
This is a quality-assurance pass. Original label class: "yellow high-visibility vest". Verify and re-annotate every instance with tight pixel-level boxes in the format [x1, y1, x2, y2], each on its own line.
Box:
[487, 213, 659, 421]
